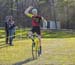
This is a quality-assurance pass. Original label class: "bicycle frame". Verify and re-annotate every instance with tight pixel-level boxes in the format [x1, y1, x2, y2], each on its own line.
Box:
[31, 34, 40, 59]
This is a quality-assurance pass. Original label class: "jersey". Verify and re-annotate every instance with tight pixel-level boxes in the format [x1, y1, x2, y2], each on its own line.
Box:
[27, 14, 42, 27]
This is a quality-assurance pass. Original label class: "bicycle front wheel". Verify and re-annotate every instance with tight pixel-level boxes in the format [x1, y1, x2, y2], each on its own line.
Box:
[32, 38, 39, 59]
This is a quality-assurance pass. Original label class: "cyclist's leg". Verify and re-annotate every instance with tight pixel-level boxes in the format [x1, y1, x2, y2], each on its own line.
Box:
[35, 27, 42, 55]
[37, 35, 42, 55]
[28, 31, 33, 38]
[28, 29, 35, 44]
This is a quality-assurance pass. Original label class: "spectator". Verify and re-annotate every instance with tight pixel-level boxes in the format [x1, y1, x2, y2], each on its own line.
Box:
[5, 16, 16, 46]
[5, 16, 9, 44]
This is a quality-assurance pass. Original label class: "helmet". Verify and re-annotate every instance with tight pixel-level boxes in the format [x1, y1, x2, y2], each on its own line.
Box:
[32, 8, 38, 14]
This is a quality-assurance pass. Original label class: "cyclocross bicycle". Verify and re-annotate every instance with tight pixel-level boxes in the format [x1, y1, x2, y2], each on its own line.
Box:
[29, 33, 42, 59]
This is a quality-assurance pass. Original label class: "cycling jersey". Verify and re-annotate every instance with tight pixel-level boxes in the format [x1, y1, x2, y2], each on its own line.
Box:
[27, 14, 42, 27]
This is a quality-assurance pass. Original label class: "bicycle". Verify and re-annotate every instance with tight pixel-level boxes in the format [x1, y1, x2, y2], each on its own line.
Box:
[28, 33, 42, 59]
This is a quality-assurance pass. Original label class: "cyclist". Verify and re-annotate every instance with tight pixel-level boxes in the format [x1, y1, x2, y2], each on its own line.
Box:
[24, 6, 47, 55]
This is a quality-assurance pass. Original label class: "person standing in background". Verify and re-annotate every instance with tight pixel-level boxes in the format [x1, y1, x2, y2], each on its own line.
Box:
[5, 16, 16, 46]
[5, 16, 9, 44]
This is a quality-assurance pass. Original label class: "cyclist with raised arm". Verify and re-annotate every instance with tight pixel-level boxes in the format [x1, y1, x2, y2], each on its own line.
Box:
[24, 6, 47, 55]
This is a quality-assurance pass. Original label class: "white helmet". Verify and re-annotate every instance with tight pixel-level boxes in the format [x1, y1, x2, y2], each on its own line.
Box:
[32, 8, 38, 14]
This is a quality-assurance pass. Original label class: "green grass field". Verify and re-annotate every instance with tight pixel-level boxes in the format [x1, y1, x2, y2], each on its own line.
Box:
[1, 29, 75, 38]
[0, 38, 75, 65]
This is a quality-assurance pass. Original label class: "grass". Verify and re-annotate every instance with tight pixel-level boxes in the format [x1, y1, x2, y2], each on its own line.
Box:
[0, 29, 75, 38]
[0, 38, 75, 65]
[41, 30, 75, 38]
[0, 39, 32, 65]
[0, 29, 75, 65]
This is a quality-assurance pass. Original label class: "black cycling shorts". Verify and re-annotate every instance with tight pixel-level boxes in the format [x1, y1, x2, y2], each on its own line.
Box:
[31, 26, 41, 35]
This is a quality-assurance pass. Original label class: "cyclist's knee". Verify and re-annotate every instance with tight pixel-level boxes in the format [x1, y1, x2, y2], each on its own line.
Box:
[28, 31, 32, 36]
[28, 31, 33, 39]
[38, 35, 41, 40]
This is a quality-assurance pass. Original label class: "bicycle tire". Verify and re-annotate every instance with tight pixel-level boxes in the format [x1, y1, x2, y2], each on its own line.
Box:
[32, 38, 39, 59]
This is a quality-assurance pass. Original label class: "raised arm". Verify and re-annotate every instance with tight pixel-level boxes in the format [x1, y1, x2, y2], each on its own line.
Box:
[41, 17, 47, 28]
[24, 6, 33, 17]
